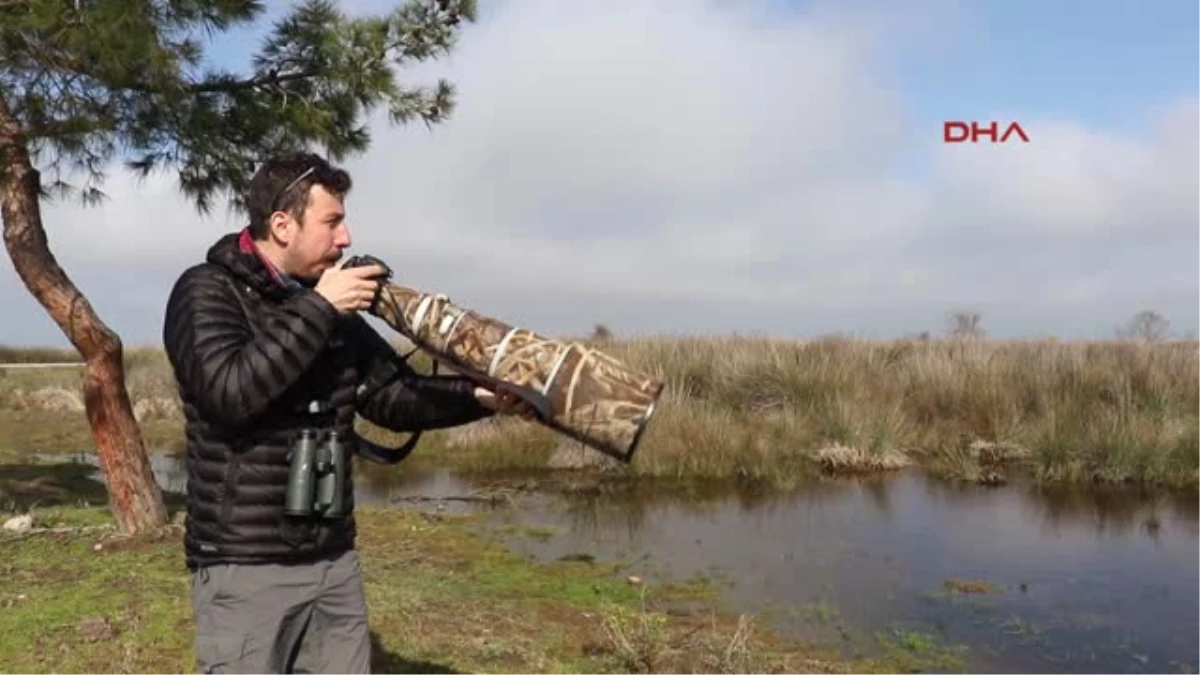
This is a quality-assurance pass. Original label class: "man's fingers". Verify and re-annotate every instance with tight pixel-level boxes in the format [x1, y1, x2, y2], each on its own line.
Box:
[474, 386, 540, 419]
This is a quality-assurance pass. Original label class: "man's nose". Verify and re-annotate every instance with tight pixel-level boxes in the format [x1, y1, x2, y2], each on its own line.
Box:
[335, 222, 352, 248]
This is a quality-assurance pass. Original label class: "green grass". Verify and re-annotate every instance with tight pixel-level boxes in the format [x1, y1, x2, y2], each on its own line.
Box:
[0, 503, 907, 674]
[874, 628, 968, 673]
[2, 336, 1197, 490]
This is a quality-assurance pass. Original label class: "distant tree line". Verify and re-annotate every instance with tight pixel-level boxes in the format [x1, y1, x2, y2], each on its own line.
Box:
[933, 308, 1184, 342]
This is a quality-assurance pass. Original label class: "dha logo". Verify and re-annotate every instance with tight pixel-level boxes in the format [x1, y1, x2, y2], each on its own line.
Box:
[943, 121, 1030, 144]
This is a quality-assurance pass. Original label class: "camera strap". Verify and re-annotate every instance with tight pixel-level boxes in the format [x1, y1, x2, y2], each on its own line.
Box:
[353, 345, 438, 465]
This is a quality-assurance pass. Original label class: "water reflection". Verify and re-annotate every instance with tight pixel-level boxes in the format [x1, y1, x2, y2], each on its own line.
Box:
[1026, 482, 1198, 540]
[20, 451, 1198, 674]
[353, 459, 462, 503]
[30, 449, 191, 495]
[477, 472, 1198, 674]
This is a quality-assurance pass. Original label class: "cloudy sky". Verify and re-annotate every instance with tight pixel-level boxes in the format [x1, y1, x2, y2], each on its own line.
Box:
[2, 0, 1196, 348]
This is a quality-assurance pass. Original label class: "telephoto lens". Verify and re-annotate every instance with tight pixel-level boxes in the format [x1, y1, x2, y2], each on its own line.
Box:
[285, 429, 319, 516]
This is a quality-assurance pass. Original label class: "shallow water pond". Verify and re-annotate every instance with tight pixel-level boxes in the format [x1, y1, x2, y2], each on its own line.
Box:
[47, 450, 1200, 673]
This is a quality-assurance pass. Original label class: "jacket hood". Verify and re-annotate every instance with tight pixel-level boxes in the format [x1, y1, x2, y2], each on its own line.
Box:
[205, 229, 295, 300]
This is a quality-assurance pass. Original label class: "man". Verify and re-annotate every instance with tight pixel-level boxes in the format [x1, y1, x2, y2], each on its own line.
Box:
[162, 151, 529, 673]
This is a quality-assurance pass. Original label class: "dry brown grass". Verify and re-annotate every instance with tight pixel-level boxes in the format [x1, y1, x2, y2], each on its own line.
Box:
[431, 334, 1198, 489]
[3, 335, 1197, 489]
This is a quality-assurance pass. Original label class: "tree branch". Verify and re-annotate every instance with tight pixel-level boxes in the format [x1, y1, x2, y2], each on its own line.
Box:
[8, 28, 321, 98]
[26, 117, 117, 141]
[184, 67, 320, 93]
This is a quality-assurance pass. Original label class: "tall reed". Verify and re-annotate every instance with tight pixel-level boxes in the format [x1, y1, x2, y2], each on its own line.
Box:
[4, 336, 1197, 489]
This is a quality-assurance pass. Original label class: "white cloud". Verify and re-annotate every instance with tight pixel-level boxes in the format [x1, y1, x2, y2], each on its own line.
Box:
[1, 0, 1195, 347]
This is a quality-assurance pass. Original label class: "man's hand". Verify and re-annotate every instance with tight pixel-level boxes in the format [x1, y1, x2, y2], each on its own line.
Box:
[315, 262, 388, 314]
[475, 387, 538, 420]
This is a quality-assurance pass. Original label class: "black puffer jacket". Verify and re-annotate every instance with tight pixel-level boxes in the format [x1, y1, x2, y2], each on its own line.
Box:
[163, 231, 492, 570]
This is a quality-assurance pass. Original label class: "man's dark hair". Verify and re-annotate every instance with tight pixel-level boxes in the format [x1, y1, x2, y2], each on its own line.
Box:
[246, 152, 353, 239]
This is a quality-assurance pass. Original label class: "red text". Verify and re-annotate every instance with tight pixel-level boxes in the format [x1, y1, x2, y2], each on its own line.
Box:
[943, 121, 1030, 144]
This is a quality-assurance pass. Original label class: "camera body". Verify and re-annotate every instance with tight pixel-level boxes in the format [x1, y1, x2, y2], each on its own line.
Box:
[284, 428, 348, 519]
[343, 254, 392, 280]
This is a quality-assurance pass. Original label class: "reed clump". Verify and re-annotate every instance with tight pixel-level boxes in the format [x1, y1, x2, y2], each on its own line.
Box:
[424, 334, 1198, 489]
[3, 335, 1197, 489]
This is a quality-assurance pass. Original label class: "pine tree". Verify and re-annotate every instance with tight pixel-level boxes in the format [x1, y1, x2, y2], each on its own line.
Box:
[0, 0, 476, 534]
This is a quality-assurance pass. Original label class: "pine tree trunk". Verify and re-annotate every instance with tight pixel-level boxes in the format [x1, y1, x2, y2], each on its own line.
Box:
[0, 106, 169, 536]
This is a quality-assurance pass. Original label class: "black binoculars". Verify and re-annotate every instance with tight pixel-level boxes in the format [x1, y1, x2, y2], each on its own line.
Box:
[284, 429, 348, 519]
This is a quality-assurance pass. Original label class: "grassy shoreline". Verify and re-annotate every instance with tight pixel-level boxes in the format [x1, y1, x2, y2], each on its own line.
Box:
[0, 500, 946, 674]
[1, 335, 1197, 490]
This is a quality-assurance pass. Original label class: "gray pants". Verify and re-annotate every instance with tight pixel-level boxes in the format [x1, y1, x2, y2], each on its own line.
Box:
[190, 550, 371, 674]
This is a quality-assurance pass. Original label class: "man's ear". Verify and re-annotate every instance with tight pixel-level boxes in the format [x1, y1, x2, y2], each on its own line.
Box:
[268, 211, 294, 245]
